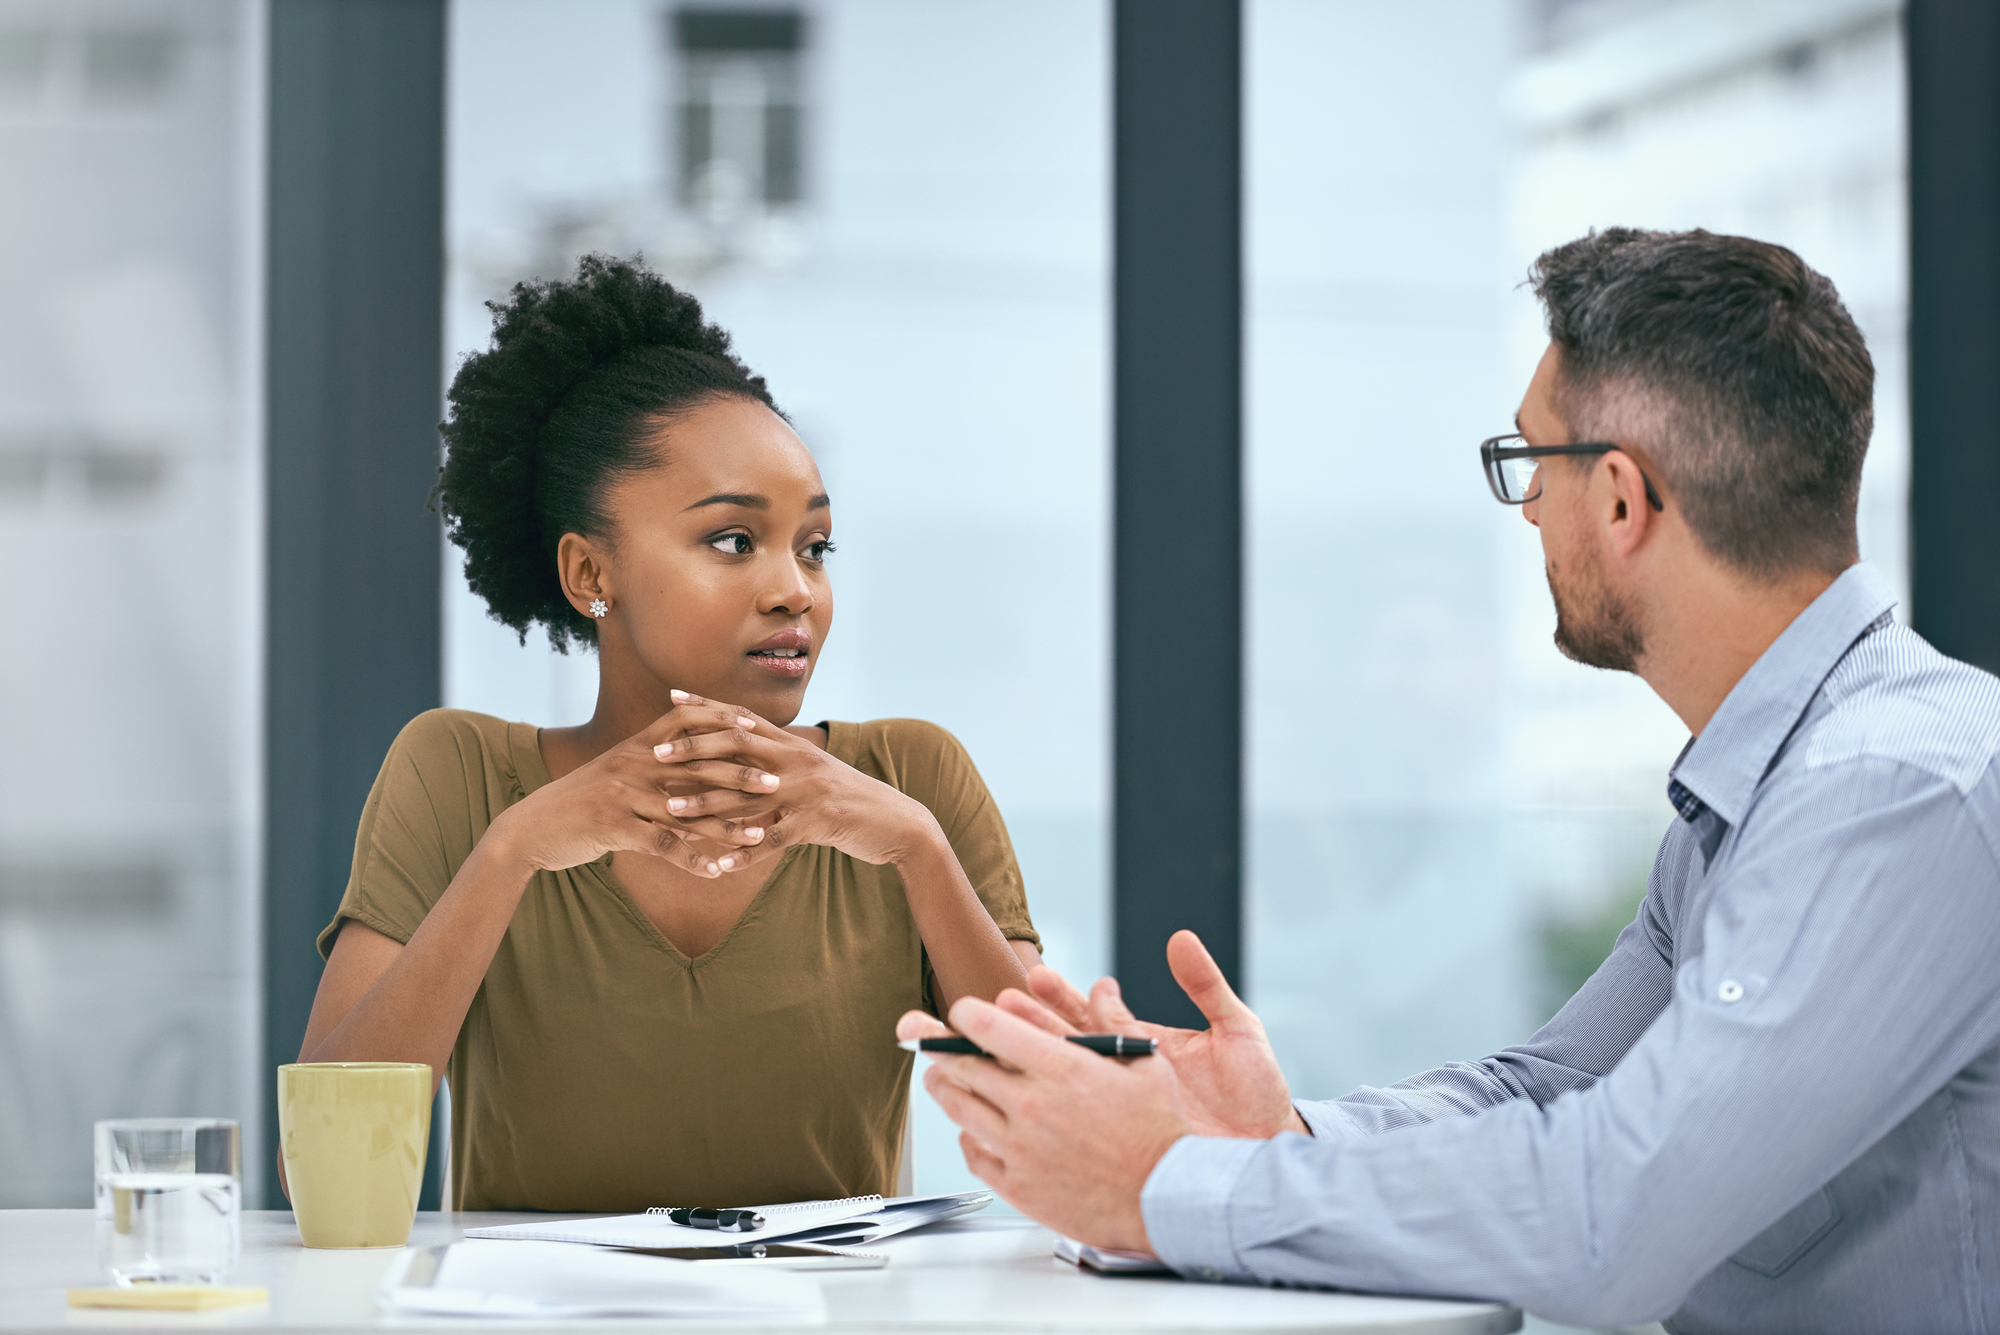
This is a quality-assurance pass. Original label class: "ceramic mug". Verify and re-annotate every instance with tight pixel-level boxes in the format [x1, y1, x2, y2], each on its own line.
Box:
[277, 1063, 431, 1248]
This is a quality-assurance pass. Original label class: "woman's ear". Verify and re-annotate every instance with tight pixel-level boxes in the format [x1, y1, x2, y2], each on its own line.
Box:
[556, 532, 612, 619]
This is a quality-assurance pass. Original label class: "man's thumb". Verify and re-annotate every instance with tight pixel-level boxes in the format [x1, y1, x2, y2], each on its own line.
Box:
[1167, 930, 1250, 1027]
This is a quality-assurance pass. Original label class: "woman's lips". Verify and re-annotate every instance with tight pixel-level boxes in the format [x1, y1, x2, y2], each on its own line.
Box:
[747, 647, 810, 678]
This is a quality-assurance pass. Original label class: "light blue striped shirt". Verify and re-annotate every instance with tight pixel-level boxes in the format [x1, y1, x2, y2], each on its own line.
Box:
[1143, 563, 2000, 1332]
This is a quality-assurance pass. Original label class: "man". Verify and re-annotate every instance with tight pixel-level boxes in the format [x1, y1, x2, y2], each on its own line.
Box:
[901, 229, 2000, 1333]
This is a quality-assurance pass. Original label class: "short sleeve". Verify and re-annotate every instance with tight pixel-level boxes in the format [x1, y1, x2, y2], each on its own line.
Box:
[880, 719, 1037, 943]
[314, 710, 507, 960]
[832, 719, 1040, 1012]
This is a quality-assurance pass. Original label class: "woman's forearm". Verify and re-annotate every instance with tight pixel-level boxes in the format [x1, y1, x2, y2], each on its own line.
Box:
[892, 817, 1031, 1010]
[299, 820, 539, 1083]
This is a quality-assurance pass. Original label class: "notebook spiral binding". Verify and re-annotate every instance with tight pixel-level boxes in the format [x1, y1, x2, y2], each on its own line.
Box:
[645, 1194, 884, 1216]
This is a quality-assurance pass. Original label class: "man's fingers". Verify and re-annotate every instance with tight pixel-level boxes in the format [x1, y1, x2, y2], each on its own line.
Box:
[948, 996, 1087, 1076]
[1085, 975, 1144, 1032]
[958, 1130, 1005, 1187]
[922, 1063, 1010, 1146]
[1026, 965, 1093, 1029]
[996, 987, 1079, 1037]
[1166, 929, 1253, 1027]
[896, 1009, 955, 1043]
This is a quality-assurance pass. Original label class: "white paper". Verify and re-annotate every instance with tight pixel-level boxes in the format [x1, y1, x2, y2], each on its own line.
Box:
[378, 1240, 827, 1322]
[464, 1191, 988, 1248]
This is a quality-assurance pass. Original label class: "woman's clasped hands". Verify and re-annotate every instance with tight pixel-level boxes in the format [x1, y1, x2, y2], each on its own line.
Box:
[491, 687, 938, 881]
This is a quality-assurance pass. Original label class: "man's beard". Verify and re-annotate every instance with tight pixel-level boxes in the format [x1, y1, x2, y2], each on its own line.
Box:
[1546, 546, 1644, 673]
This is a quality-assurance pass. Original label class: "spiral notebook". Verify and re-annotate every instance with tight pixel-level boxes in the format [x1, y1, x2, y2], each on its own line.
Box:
[464, 1191, 991, 1250]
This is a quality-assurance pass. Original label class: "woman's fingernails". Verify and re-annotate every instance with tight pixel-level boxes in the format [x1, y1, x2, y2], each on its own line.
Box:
[668, 797, 687, 813]
[704, 860, 719, 874]
[718, 855, 737, 871]
[738, 716, 757, 729]
[671, 689, 690, 701]
[655, 742, 673, 759]
[760, 773, 780, 787]
[744, 827, 764, 841]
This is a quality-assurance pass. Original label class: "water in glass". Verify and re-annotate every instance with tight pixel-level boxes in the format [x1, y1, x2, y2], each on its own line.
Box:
[94, 1119, 241, 1285]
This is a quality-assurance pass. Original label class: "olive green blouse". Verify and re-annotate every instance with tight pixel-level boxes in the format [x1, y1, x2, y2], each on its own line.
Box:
[317, 709, 1038, 1211]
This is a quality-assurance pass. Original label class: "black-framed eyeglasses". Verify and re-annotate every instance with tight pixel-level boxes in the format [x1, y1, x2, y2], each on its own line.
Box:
[1479, 433, 1665, 511]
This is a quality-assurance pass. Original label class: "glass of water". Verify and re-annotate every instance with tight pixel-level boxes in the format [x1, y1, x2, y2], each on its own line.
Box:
[94, 1118, 241, 1286]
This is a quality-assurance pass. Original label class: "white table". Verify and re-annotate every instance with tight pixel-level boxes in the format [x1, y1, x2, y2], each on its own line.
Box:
[0, 1210, 1520, 1334]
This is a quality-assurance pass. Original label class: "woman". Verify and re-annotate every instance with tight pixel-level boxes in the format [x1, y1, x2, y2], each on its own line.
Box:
[298, 256, 1041, 1211]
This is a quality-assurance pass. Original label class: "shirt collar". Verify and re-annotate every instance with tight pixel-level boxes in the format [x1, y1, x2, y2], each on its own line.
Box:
[1668, 562, 1897, 830]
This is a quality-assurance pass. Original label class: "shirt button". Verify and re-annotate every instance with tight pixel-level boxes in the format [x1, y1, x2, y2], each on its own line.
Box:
[1199, 1266, 1223, 1281]
[1718, 980, 1744, 1003]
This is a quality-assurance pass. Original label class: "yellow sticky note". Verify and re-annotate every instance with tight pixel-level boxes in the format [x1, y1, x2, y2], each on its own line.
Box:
[67, 1286, 269, 1311]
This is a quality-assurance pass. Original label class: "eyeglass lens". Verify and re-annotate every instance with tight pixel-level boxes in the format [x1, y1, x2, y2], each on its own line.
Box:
[1497, 454, 1540, 502]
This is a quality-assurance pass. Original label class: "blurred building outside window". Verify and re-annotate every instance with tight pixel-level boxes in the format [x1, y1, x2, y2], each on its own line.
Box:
[0, 0, 264, 1206]
[673, 7, 806, 263]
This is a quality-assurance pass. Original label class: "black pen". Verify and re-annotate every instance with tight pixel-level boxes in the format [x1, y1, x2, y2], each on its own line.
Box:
[899, 1034, 1157, 1058]
[664, 1207, 765, 1231]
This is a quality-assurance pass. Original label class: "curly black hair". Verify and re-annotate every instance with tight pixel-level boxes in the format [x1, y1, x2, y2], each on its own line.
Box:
[436, 254, 779, 651]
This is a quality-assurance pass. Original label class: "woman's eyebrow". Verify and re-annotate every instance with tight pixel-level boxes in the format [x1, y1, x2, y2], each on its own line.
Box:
[683, 492, 767, 512]
[682, 491, 832, 513]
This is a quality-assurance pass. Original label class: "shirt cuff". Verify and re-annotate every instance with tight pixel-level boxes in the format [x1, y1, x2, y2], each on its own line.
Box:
[1293, 1099, 1353, 1140]
[1139, 1135, 1264, 1282]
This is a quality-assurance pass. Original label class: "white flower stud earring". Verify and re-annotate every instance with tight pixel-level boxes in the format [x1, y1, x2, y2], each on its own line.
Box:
[589, 598, 608, 618]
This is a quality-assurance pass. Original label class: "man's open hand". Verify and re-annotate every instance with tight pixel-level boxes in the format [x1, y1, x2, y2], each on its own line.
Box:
[917, 996, 1191, 1254]
[1022, 930, 1307, 1140]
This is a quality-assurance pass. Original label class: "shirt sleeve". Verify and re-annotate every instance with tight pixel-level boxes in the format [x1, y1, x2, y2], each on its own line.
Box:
[1297, 834, 1682, 1139]
[314, 711, 482, 959]
[1142, 757, 2000, 1328]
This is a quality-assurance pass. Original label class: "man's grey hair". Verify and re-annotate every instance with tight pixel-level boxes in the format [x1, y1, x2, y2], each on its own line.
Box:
[1529, 228, 1873, 579]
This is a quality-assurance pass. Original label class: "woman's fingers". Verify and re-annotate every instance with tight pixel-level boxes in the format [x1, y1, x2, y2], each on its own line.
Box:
[626, 791, 770, 841]
[660, 787, 775, 820]
[640, 821, 729, 877]
[654, 725, 780, 764]
[687, 833, 784, 877]
[641, 701, 749, 746]
[657, 758, 782, 794]
[669, 814, 767, 846]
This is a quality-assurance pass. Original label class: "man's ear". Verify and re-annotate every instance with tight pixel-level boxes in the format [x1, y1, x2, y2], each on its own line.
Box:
[556, 531, 612, 618]
[1599, 450, 1658, 559]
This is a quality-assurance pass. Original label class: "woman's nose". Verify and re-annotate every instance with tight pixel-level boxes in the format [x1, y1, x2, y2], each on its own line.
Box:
[757, 558, 815, 615]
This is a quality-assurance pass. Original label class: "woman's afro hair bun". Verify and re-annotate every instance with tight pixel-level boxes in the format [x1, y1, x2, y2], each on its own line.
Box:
[435, 254, 776, 651]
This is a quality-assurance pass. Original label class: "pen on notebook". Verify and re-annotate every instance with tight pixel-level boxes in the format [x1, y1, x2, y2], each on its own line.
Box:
[899, 1034, 1157, 1058]
[663, 1207, 765, 1231]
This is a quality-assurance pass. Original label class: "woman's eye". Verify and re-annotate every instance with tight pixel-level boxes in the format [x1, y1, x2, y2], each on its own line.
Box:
[708, 532, 754, 556]
[803, 540, 836, 563]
